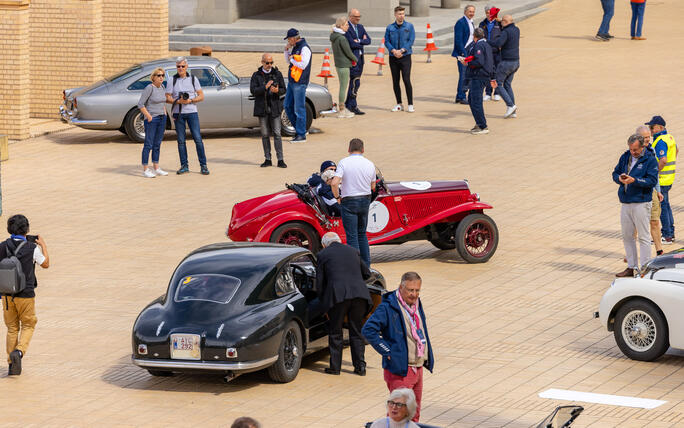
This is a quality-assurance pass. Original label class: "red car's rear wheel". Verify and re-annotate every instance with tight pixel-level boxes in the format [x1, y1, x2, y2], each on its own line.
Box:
[455, 213, 498, 263]
[269, 222, 321, 253]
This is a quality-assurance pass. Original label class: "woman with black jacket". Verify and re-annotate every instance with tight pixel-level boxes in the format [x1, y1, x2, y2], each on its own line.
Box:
[250, 53, 287, 168]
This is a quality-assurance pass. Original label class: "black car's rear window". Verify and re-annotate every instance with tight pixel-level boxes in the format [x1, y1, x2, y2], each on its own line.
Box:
[174, 274, 241, 304]
[105, 66, 143, 83]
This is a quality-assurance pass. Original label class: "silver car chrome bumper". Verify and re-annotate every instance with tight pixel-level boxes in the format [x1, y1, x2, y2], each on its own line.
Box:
[59, 105, 107, 126]
[131, 355, 278, 371]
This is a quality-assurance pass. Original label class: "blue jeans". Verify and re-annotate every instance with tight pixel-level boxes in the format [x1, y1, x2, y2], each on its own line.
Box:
[341, 196, 371, 267]
[283, 82, 307, 138]
[630, 2, 645, 37]
[496, 60, 520, 107]
[456, 62, 467, 101]
[174, 112, 207, 167]
[468, 78, 487, 129]
[142, 115, 165, 165]
[660, 185, 674, 238]
[598, 0, 615, 35]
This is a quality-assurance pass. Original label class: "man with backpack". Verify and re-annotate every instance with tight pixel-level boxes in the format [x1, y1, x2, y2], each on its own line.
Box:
[0, 214, 49, 375]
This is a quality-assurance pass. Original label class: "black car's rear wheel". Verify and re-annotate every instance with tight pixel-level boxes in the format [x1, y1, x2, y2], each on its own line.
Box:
[124, 107, 145, 143]
[281, 103, 313, 137]
[267, 321, 303, 383]
[147, 370, 173, 377]
[270, 222, 321, 253]
[455, 213, 498, 263]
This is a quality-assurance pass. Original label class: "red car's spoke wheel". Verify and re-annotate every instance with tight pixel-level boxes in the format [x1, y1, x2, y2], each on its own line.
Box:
[269, 222, 321, 253]
[454, 213, 498, 263]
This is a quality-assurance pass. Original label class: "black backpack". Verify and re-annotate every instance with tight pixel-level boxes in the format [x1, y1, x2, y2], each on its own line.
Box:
[0, 239, 27, 295]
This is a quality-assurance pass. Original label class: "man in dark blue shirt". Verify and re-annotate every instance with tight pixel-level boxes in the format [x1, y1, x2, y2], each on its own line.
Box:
[345, 9, 371, 115]
[460, 27, 495, 135]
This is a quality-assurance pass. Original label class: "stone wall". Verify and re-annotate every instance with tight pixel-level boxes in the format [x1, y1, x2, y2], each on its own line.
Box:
[171, 0, 322, 27]
[0, 0, 31, 140]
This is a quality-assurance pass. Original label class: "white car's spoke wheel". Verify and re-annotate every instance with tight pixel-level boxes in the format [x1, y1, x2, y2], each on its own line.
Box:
[622, 310, 656, 352]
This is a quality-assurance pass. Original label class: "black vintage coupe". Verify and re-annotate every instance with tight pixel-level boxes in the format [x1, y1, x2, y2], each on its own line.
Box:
[131, 243, 386, 383]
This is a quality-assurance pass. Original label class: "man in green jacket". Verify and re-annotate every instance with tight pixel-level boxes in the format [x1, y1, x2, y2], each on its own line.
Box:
[330, 16, 358, 118]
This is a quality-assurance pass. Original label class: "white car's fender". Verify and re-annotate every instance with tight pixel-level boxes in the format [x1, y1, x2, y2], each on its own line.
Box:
[598, 271, 684, 349]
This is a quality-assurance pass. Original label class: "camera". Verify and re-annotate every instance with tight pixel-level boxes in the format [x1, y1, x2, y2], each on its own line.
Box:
[27, 235, 38, 243]
[179, 92, 190, 100]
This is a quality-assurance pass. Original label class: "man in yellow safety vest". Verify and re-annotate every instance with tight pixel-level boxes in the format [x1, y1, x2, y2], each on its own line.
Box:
[647, 115, 678, 244]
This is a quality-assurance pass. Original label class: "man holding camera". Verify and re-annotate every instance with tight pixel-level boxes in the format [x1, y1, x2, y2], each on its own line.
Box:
[165, 56, 209, 175]
[250, 53, 287, 168]
[0, 214, 50, 376]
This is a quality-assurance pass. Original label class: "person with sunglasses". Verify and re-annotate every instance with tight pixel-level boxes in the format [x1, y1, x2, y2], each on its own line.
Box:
[369, 388, 420, 428]
[250, 53, 287, 168]
[137, 68, 168, 178]
[165, 57, 209, 175]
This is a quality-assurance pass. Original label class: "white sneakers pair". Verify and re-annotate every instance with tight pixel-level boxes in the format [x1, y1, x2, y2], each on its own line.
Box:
[337, 109, 355, 118]
[143, 167, 168, 178]
[391, 104, 414, 113]
[483, 95, 502, 101]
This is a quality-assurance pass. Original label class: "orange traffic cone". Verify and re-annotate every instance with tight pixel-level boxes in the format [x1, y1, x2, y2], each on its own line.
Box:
[371, 39, 387, 76]
[317, 48, 334, 88]
[424, 23, 438, 63]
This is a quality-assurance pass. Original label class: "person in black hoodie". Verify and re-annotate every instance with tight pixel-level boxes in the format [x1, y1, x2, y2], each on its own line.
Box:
[461, 27, 495, 135]
[250, 54, 287, 168]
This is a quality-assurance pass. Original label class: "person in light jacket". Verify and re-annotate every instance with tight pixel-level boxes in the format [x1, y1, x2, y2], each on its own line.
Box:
[330, 16, 358, 118]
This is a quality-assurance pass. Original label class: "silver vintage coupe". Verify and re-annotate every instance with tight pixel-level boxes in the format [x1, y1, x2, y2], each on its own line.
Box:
[60, 56, 334, 142]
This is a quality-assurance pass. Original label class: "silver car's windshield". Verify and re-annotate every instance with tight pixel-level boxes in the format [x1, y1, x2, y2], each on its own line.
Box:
[105, 65, 143, 83]
[216, 64, 239, 85]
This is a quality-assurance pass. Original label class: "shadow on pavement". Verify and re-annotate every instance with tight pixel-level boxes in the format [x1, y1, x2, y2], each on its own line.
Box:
[413, 125, 472, 134]
[572, 229, 622, 240]
[207, 157, 261, 166]
[45, 130, 140, 145]
[553, 247, 623, 259]
[544, 261, 614, 275]
[371, 244, 469, 265]
[548, 34, 603, 41]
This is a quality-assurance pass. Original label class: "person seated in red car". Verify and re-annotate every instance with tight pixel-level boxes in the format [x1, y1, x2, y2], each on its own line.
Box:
[307, 160, 337, 188]
[316, 170, 341, 217]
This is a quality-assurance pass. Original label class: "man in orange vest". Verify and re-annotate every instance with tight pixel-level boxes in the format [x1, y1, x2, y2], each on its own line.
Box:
[283, 28, 312, 143]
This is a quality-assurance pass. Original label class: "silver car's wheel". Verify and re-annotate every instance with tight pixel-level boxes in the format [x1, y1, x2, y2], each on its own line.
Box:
[613, 299, 669, 361]
[124, 108, 145, 143]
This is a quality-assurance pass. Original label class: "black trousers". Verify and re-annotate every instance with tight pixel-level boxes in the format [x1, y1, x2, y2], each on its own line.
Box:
[389, 55, 413, 105]
[328, 297, 368, 372]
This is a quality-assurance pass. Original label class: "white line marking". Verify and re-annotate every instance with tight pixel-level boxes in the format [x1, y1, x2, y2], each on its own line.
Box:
[539, 389, 666, 409]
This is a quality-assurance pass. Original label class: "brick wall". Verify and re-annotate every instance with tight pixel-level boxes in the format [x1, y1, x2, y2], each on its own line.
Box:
[102, 0, 169, 76]
[0, 1, 31, 140]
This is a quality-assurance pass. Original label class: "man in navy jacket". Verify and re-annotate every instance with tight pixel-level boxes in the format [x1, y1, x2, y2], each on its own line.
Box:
[345, 9, 371, 115]
[362, 272, 434, 422]
[612, 134, 659, 277]
[462, 27, 495, 134]
[452, 4, 476, 104]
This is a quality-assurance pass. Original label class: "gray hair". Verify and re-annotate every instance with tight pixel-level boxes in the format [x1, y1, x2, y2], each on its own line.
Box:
[464, 4, 475, 13]
[321, 232, 342, 247]
[400, 271, 422, 286]
[636, 125, 651, 136]
[335, 16, 347, 28]
[387, 388, 418, 420]
[484, 5, 492, 12]
[473, 27, 485, 39]
[321, 169, 336, 182]
[175, 56, 187, 64]
[628, 133, 645, 147]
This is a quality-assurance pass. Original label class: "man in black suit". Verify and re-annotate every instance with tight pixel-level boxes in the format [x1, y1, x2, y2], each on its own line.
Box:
[316, 232, 372, 376]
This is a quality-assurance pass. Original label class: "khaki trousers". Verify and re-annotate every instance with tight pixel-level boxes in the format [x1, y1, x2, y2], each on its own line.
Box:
[3, 296, 37, 364]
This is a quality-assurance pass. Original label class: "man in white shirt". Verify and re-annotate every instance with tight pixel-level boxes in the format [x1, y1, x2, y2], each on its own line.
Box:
[283, 28, 312, 143]
[331, 138, 376, 267]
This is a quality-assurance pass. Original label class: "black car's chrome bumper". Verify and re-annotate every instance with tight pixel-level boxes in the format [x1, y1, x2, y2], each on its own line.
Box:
[131, 355, 278, 371]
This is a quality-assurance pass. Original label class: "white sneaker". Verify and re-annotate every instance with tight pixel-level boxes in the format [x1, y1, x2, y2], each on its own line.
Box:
[504, 105, 518, 118]
[143, 168, 156, 178]
[471, 127, 490, 135]
[493, 94, 501, 101]
[155, 168, 168, 176]
[407, 105, 415, 113]
[483, 95, 492, 101]
[391, 104, 404, 112]
[511, 113, 517, 118]
[337, 109, 355, 118]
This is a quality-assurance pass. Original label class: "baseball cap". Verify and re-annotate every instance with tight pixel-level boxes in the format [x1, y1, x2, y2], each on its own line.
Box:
[320, 160, 336, 172]
[645, 115, 666, 127]
[284, 28, 299, 39]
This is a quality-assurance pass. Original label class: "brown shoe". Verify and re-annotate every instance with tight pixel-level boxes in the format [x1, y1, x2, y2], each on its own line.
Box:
[634, 36, 646, 40]
[616, 268, 635, 278]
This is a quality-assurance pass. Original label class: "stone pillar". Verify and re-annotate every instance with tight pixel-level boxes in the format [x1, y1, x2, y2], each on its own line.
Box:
[410, 0, 429, 17]
[348, 0, 399, 27]
[0, 0, 31, 140]
[441, 0, 460, 8]
[30, 0, 104, 118]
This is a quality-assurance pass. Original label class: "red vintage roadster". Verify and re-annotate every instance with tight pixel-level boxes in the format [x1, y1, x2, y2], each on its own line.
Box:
[227, 176, 498, 263]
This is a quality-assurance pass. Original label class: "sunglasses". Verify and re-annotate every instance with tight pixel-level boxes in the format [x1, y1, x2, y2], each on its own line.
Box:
[264, 61, 273, 65]
[176, 65, 186, 68]
[154, 74, 164, 77]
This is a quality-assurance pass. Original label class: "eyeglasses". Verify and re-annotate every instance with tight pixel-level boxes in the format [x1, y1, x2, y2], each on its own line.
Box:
[264, 61, 273, 65]
[351, 15, 361, 18]
[176, 65, 186, 69]
[387, 401, 407, 409]
[154, 74, 164, 77]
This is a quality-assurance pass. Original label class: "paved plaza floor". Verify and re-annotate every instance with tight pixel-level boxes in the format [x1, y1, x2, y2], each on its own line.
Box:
[3, 0, 684, 426]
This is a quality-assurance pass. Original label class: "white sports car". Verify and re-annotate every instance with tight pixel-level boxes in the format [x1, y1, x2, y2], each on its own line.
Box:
[596, 265, 684, 361]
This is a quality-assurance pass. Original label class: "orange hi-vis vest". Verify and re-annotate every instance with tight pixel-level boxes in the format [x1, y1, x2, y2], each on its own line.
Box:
[290, 55, 303, 82]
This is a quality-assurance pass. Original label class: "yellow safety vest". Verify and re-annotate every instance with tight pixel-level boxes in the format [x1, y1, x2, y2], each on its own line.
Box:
[652, 133, 677, 186]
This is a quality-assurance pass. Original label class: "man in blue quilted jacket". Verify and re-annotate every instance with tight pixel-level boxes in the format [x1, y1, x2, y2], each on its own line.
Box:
[362, 271, 434, 422]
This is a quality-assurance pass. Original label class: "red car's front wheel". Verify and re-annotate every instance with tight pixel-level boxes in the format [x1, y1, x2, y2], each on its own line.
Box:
[455, 213, 498, 263]
[269, 222, 321, 253]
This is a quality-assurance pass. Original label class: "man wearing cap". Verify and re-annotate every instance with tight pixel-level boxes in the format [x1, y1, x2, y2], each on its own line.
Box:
[647, 116, 678, 244]
[479, 6, 502, 102]
[460, 27, 495, 135]
[452, 4, 476, 104]
[308, 160, 337, 188]
[283, 28, 312, 143]
[345, 9, 371, 116]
